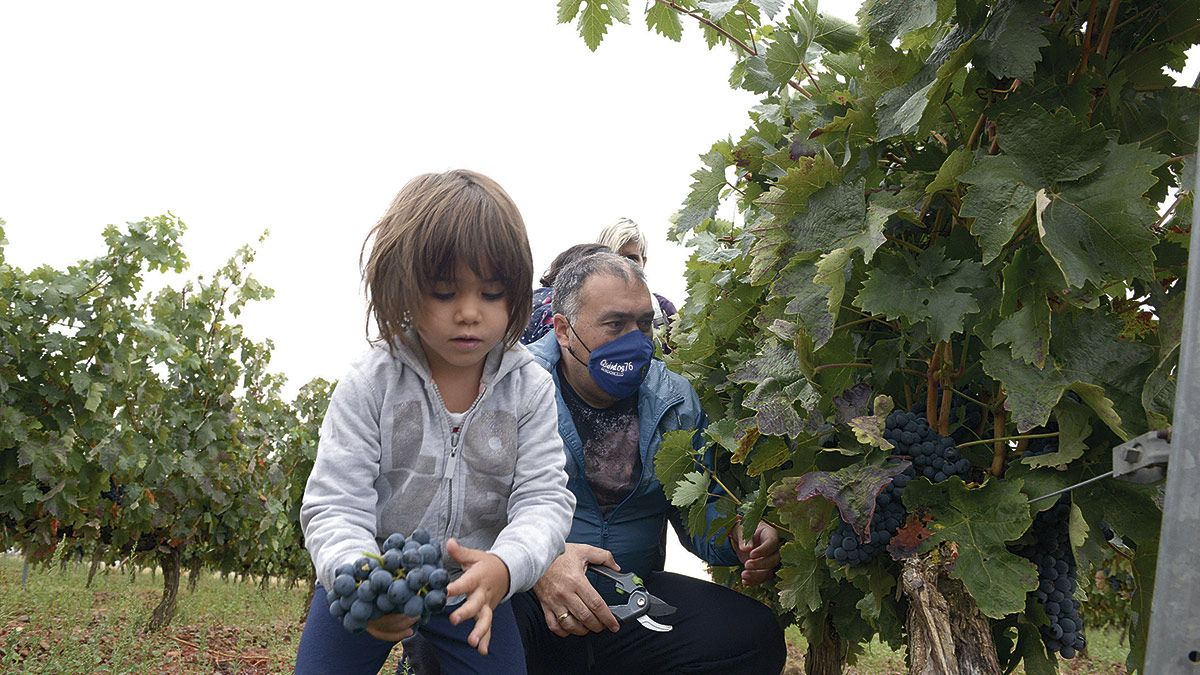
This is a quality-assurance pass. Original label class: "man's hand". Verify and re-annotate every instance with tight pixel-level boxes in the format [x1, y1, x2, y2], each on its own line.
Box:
[531, 543, 621, 637]
[366, 613, 418, 642]
[444, 538, 511, 656]
[730, 521, 781, 586]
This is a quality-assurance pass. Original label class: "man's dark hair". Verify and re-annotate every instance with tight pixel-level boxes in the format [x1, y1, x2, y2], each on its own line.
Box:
[539, 243, 611, 288]
[552, 252, 647, 322]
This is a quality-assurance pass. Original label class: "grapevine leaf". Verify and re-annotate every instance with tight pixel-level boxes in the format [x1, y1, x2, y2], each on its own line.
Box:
[671, 143, 731, 240]
[750, 0, 785, 17]
[980, 349, 1063, 433]
[1038, 139, 1166, 288]
[848, 395, 895, 451]
[998, 105, 1109, 186]
[730, 340, 802, 384]
[833, 382, 873, 425]
[1021, 398, 1090, 468]
[861, 0, 941, 44]
[1142, 343, 1179, 429]
[731, 423, 759, 464]
[992, 246, 1052, 366]
[655, 429, 701, 501]
[813, 14, 861, 53]
[1068, 501, 1088, 550]
[975, 0, 1049, 81]
[557, 0, 583, 23]
[925, 147, 974, 196]
[697, 0, 738, 21]
[670, 471, 710, 508]
[777, 540, 825, 612]
[765, 29, 804, 85]
[886, 511, 934, 559]
[784, 180, 868, 255]
[854, 246, 987, 342]
[646, 2, 684, 41]
[744, 377, 809, 437]
[786, 460, 910, 542]
[902, 477, 1039, 618]
[959, 155, 1036, 263]
[1014, 620, 1056, 675]
[704, 417, 741, 456]
[875, 25, 975, 139]
[740, 475, 770, 540]
[756, 150, 840, 219]
[991, 305, 1049, 368]
[573, 0, 631, 51]
[775, 256, 835, 349]
[746, 435, 795, 476]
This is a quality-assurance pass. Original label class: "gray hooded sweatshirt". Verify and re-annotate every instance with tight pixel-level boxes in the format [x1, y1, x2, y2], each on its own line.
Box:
[300, 337, 575, 598]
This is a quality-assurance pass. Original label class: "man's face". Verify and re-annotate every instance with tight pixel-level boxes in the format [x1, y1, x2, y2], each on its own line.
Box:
[616, 240, 646, 268]
[554, 272, 654, 407]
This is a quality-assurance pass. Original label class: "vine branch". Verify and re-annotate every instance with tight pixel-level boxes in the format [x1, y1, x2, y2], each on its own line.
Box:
[656, 0, 758, 57]
[958, 431, 1059, 450]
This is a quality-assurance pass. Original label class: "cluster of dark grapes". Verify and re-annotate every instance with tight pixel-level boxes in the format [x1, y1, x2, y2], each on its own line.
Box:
[1016, 496, 1086, 659]
[1023, 420, 1059, 458]
[912, 393, 982, 444]
[327, 529, 450, 633]
[825, 409, 972, 566]
[100, 477, 125, 505]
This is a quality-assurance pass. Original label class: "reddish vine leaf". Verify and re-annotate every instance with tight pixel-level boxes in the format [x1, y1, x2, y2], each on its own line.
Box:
[887, 511, 934, 560]
[782, 461, 911, 543]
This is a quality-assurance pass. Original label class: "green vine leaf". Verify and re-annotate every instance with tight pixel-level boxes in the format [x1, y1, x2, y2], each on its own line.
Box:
[854, 245, 987, 342]
[671, 471, 710, 508]
[848, 395, 895, 450]
[646, 2, 683, 41]
[975, 0, 1050, 81]
[655, 429, 702, 502]
[902, 477, 1039, 618]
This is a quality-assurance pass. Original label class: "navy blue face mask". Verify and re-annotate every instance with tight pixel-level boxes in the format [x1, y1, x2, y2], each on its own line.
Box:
[566, 322, 653, 400]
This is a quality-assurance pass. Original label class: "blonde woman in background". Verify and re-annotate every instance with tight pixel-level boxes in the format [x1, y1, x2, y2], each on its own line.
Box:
[596, 219, 677, 346]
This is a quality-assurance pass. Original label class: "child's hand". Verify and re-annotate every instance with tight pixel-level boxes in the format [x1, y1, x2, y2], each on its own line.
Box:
[366, 612, 418, 642]
[444, 538, 511, 656]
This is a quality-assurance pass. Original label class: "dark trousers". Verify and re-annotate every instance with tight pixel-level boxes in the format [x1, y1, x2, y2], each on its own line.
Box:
[512, 571, 787, 675]
[294, 584, 527, 674]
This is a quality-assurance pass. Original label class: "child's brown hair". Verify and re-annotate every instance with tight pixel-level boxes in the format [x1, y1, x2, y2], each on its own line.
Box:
[362, 170, 533, 351]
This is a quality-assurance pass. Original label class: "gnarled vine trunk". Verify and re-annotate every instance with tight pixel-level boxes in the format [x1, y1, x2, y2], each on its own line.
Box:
[901, 553, 1000, 675]
[86, 546, 104, 589]
[187, 558, 202, 593]
[146, 546, 182, 632]
[804, 614, 845, 675]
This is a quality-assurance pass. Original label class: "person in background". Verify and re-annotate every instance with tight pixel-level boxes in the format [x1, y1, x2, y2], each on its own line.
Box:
[596, 218, 678, 333]
[516, 253, 786, 674]
[519, 243, 611, 346]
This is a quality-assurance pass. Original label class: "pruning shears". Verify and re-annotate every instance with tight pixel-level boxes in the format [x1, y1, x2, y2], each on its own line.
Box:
[587, 565, 677, 633]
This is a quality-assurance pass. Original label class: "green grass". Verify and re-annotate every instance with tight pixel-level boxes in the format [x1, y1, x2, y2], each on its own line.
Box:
[783, 624, 1129, 674]
[0, 554, 1130, 673]
[0, 554, 341, 673]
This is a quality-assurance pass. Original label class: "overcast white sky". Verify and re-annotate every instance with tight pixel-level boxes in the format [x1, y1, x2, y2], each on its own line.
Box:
[0, 1, 864, 392]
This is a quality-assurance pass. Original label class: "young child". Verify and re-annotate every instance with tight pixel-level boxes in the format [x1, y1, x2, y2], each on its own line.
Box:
[295, 170, 576, 674]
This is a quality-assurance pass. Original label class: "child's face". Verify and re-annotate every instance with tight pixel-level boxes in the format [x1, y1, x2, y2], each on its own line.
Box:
[415, 262, 510, 375]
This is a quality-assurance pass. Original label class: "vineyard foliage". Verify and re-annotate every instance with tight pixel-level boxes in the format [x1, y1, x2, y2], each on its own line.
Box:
[563, 0, 1197, 671]
[0, 217, 332, 628]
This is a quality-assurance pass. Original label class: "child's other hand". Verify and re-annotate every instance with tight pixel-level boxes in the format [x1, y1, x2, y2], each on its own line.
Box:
[444, 538, 510, 656]
[366, 612, 418, 642]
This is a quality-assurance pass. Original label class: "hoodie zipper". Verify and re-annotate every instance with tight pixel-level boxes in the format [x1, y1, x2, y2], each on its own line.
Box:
[428, 380, 487, 542]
